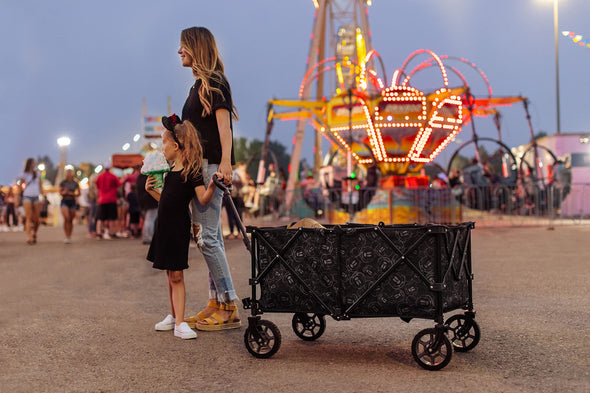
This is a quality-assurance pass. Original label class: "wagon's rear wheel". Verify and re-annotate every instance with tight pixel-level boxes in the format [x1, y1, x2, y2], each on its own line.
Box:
[445, 314, 480, 352]
[411, 328, 453, 371]
[292, 313, 326, 341]
[244, 319, 281, 358]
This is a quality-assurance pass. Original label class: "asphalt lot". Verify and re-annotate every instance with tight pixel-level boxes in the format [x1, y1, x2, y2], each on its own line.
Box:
[1, 222, 589, 392]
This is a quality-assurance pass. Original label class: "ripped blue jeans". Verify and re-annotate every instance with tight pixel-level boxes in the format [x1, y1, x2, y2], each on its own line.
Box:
[191, 161, 237, 303]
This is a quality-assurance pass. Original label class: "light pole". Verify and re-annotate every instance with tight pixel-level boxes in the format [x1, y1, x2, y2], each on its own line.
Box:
[553, 0, 561, 134]
[56, 136, 71, 186]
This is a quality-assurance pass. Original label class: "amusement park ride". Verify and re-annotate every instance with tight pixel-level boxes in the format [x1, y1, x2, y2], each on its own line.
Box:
[259, 0, 558, 222]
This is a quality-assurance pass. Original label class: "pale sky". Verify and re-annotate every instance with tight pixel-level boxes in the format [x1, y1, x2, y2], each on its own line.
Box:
[1, 0, 589, 184]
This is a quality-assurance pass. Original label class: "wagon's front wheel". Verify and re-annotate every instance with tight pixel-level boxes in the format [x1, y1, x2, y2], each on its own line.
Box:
[292, 313, 326, 341]
[244, 319, 281, 358]
[411, 328, 453, 371]
[445, 314, 480, 352]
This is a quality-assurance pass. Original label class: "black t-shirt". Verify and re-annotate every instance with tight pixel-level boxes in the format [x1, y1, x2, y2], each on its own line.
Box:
[182, 75, 236, 165]
[59, 179, 79, 201]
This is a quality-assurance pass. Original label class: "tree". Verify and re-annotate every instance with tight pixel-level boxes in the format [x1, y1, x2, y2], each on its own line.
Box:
[36, 155, 58, 184]
[233, 137, 291, 182]
[449, 153, 470, 171]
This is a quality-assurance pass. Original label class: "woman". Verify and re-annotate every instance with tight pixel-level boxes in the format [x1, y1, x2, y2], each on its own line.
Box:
[59, 168, 80, 243]
[178, 26, 241, 331]
[19, 158, 43, 244]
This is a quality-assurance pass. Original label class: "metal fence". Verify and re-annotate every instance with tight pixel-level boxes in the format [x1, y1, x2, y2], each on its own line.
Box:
[244, 183, 590, 228]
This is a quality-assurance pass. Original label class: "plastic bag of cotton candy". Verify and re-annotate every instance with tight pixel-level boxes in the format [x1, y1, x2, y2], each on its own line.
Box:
[141, 151, 170, 189]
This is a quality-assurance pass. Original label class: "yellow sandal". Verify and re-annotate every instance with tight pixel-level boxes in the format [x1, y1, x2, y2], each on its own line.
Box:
[196, 303, 241, 331]
[185, 300, 219, 328]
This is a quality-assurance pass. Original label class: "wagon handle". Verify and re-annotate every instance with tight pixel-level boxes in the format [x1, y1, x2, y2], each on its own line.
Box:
[212, 174, 230, 194]
[211, 174, 252, 251]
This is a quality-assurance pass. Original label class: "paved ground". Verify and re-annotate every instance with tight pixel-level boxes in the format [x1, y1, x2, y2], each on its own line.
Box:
[1, 221, 589, 392]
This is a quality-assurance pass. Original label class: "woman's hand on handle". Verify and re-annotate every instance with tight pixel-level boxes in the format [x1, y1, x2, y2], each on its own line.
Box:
[209, 172, 223, 188]
[218, 162, 233, 185]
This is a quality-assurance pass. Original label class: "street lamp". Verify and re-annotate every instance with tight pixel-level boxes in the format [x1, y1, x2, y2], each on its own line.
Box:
[552, 0, 561, 134]
[57, 136, 71, 148]
[56, 136, 71, 186]
[539, 0, 562, 134]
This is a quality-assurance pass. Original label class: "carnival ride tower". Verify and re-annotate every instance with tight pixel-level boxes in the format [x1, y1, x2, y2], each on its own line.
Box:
[283, 0, 375, 208]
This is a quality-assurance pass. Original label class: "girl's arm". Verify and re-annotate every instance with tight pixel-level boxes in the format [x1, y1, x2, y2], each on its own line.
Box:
[194, 175, 219, 206]
[145, 175, 161, 202]
[215, 108, 233, 183]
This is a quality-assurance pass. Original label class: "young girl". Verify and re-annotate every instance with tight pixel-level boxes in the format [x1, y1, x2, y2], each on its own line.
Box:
[145, 114, 218, 340]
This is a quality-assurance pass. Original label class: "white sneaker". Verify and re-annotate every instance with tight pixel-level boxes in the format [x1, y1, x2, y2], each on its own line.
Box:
[64, 238, 72, 244]
[102, 233, 112, 240]
[174, 322, 197, 339]
[155, 314, 176, 331]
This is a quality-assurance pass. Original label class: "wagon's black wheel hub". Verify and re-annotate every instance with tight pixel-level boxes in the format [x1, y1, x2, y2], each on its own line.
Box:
[244, 319, 282, 358]
[411, 328, 453, 371]
[292, 313, 326, 341]
[445, 314, 481, 352]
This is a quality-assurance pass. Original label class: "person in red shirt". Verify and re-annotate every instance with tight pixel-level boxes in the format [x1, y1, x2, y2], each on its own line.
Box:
[95, 163, 121, 239]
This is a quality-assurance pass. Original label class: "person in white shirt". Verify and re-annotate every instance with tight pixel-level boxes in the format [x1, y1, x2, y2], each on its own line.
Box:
[18, 158, 44, 245]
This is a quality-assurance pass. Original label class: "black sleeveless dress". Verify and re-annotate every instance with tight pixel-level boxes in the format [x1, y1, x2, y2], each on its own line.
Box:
[147, 169, 203, 271]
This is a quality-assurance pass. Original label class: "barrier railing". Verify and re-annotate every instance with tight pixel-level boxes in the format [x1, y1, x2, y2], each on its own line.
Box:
[243, 183, 590, 227]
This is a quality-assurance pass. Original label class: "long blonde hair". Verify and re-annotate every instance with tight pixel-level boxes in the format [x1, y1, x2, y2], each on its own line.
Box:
[169, 120, 203, 183]
[180, 26, 238, 120]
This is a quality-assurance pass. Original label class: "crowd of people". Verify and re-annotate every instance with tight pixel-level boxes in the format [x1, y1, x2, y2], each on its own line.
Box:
[0, 160, 162, 245]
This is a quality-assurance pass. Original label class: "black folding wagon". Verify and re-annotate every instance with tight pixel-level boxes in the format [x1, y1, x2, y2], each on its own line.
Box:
[241, 222, 480, 370]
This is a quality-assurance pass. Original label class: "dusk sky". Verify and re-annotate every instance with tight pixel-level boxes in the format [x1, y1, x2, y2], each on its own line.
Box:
[1, 0, 589, 185]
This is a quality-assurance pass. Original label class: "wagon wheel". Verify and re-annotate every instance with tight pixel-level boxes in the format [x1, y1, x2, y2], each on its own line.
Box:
[445, 314, 480, 352]
[244, 319, 282, 359]
[411, 328, 453, 371]
[292, 313, 326, 341]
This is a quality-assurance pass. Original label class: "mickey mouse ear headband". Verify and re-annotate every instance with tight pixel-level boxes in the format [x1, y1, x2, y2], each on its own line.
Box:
[162, 114, 180, 132]
[161, 114, 183, 149]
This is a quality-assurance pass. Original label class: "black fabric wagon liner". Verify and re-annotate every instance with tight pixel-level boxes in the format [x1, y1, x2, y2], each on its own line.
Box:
[246, 222, 474, 321]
